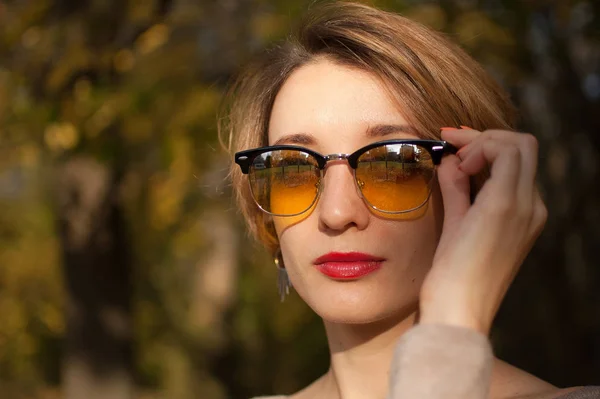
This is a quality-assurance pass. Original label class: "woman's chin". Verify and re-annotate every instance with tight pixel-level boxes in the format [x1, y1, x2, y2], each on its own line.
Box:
[297, 283, 419, 325]
[317, 309, 395, 325]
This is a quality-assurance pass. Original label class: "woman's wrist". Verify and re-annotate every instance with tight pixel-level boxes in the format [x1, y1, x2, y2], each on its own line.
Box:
[418, 298, 489, 335]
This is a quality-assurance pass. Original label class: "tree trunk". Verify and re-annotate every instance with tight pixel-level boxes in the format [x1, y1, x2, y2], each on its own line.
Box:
[56, 156, 133, 399]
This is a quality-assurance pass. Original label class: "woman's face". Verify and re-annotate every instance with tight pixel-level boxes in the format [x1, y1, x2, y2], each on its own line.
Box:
[268, 59, 445, 324]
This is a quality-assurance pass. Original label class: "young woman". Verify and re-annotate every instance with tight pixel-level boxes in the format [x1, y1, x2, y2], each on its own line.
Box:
[220, 2, 599, 398]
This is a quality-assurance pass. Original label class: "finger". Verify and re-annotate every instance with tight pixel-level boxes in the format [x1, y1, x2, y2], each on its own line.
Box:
[514, 133, 539, 199]
[510, 191, 546, 282]
[459, 130, 539, 205]
[476, 130, 538, 193]
[457, 136, 496, 176]
[441, 128, 481, 150]
[529, 189, 548, 238]
[456, 130, 510, 161]
[437, 154, 471, 226]
[463, 140, 521, 206]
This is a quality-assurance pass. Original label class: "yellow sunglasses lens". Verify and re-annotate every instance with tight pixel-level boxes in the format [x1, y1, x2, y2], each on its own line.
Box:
[355, 144, 434, 213]
[249, 150, 320, 216]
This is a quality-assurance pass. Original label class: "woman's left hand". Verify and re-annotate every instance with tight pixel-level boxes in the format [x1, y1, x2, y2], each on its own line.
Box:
[419, 127, 548, 335]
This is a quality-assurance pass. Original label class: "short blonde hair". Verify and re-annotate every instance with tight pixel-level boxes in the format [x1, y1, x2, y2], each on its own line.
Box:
[219, 1, 515, 255]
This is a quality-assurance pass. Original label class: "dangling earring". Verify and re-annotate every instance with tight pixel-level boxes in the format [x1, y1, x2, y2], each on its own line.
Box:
[274, 249, 292, 302]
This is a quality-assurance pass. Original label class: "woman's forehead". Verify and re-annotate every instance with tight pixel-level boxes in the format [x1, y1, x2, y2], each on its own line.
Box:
[267, 60, 412, 148]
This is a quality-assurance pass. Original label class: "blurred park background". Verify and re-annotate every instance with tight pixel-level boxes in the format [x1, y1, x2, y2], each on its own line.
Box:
[0, 0, 599, 398]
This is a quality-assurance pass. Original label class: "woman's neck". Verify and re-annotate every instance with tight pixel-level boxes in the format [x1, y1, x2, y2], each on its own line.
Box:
[322, 310, 418, 399]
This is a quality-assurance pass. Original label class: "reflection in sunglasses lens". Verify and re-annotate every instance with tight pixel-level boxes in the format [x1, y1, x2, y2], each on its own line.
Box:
[249, 150, 320, 216]
[248, 144, 435, 216]
[355, 144, 434, 213]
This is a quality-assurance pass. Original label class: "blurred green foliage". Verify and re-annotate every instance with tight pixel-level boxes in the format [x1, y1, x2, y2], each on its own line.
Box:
[0, 0, 598, 398]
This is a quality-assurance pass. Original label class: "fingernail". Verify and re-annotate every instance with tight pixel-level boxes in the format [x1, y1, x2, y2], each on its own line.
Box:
[460, 125, 473, 130]
[440, 127, 458, 131]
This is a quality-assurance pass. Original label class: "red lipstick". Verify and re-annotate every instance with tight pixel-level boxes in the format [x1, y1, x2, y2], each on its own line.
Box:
[314, 252, 384, 280]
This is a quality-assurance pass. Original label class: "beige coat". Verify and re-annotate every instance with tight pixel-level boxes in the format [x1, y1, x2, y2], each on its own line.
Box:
[252, 324, 600, 399]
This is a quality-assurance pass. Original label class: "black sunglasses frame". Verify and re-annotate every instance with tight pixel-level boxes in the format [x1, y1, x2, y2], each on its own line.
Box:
[234, 139, 457, 216]
[235, 139, 457, 173]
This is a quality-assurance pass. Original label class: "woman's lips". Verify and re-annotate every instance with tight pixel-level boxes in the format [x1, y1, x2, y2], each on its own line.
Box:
[313, 252, 384, 280]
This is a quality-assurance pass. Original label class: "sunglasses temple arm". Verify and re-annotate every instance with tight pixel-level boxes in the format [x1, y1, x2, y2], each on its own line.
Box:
[443, 141, 458, 155]
[431, 141, 457, 164]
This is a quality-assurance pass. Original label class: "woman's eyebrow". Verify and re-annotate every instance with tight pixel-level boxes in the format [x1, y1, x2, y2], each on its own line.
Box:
[272, 133, 315, 146]
[271, 124, 415, 146]
[366, 124, 416, 138]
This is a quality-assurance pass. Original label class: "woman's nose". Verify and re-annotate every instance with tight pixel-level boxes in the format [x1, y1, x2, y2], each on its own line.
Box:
[317, 162, 370, 232]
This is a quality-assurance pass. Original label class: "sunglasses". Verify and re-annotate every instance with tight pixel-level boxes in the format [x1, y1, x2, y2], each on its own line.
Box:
[235, 139, 457, 217]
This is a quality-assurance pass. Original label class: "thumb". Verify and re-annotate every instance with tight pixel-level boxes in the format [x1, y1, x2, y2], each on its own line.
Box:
[437, 154, 471, 227]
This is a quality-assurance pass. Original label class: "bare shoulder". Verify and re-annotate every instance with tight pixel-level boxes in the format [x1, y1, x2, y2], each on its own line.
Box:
[250, 375, 327, 399]
[287, 373, 330, 399]
[491, 358, 596, 399]
[491, 358, 558, 399]
[506, 387, 599, 399]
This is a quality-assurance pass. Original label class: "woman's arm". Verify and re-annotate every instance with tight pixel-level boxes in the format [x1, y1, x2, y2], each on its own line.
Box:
[387, 324, 600, 399]
[386, 128, 546, 399]
[420, 127, 547, 335]
[386, 323, 493, 399]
